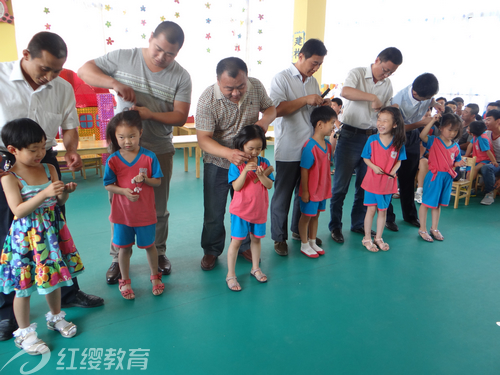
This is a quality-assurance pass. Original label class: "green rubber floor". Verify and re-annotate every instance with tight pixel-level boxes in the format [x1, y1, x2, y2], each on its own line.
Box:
[1, 147, 499, 375]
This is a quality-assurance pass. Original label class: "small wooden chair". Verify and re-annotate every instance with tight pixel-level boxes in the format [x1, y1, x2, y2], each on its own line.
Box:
[79, 135, 103, 179]
[450, 156, 476, 208]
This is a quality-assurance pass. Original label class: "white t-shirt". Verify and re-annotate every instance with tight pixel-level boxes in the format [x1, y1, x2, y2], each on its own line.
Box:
[485, 130, 500, 162]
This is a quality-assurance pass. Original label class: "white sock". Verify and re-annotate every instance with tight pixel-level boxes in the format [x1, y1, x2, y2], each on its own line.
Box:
[308, 239, 323, 253]
[301, 242, 317, 256]
[416, 187, 423, 194]
[46, 311, 69, 330]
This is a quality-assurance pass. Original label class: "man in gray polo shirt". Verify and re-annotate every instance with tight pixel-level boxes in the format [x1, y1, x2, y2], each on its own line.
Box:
[329, 47, 403, 243]
[78, 21, 192, 282]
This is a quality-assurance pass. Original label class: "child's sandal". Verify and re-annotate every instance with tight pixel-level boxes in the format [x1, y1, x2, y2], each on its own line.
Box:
[46, 311, 77, 338]
[150, 272, 165, 296]
[250, 268, 268, 283]
[374, 238, 390, 251]
[226, 276, 242, 292]
[430, 229, 444, 241]
[418, 230, 434, 242]
[13, 324, 49, 355]
[362, 238, 379, 252]
[118, 279, 135, 300]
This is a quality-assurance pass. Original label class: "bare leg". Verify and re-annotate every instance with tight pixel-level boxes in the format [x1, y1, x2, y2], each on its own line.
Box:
[364, 206, 376, 241]
[118, 246, 134, 299]
[430, 207, 441, 231]
[145, 244, 162, 294]
[418, 158, 428, 188]
[45, 288, 61, 315]
[308, 212, 320, 240]
[298, 214, 311, 243]
[13, 296, 31, 329]
[250, 234, 267, 282]
[375, 209, 386, 240]
[226, 238, 242, 291]
[418, 204, 433, 242]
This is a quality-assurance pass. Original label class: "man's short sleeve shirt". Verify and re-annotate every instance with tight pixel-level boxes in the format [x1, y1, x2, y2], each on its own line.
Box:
[195, 77, 273, 169]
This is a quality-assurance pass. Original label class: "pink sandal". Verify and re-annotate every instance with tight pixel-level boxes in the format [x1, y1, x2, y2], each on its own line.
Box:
[150, 272, 165, 296]
[118, 279, 135, 300]
[374, 238, 390, 251]
[430, 229, 444, 241]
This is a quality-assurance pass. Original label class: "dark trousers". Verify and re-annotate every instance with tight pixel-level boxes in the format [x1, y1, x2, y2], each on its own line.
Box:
[201, 163, 250, 256]
[0, 149, 79, 320]
[386, 146, 420, 223]
[270, 161, 301, 242]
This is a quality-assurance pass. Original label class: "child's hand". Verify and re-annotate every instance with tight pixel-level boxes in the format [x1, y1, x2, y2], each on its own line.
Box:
[123, 188, 140, 202]
[302, 192, 310, 203]
[430, 113, 441, 123]
[372, 165, 385, 175]
[64, 182, 78, 193]
[44, 181, 65, 197]
[243, 162, 257, 173]
[493, 161, 499, 168]
[132, 173, 146, 183]
[255, 165, 265, 176]
[456, 160, 466, 167]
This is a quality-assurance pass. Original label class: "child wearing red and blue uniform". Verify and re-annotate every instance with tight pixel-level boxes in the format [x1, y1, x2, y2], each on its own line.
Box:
[465, 121, 498, 178]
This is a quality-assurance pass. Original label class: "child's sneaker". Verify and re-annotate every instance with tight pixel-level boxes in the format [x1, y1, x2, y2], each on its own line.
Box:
[480, 192, 495, 205]
[300, 243, 319, 258]
[414, 192, 422, 204]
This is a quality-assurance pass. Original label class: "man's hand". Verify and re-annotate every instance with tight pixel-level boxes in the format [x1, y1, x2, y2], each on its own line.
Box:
[434, 103, 445, 113]
[113, 82, 136, 103]
[64, 151, 82, 172]
[227, 149, 250, 166]
[132, 105, 153, 120]
[305, 94, 324, 107]
[371, 96, 383, 111]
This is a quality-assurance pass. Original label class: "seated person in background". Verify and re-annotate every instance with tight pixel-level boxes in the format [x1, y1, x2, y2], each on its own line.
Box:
[480, 109, 500, 205]
[452, 97, 464, 116]
[436, 97, 447, 107]
[329, 97, 343, 174]
[445, 100, 458, 113]
[465, 120, 498, 180]
[459, 103, 480, 153]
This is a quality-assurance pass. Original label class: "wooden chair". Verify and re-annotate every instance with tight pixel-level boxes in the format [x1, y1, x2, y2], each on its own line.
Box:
[450, 156, 476, 208]
[79, 135, 103, 179]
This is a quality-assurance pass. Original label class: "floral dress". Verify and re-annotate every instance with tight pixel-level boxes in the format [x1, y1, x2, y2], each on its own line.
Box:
[0, 164, 84, 297]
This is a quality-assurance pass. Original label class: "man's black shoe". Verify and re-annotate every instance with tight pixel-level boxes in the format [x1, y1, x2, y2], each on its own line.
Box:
[385, 221, 399, 232]
[331, 229, 344, 243]
[61, 291, 104, 308]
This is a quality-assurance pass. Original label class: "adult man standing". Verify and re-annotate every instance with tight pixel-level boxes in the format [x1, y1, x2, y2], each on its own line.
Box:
[385, 73, 444, 231]
[480, 109, 500, 205]
[78, 21, 192, 283]
[459, 103, 479, 152]
[196, 57, 276, 270]
[269, 39, 328, 256]
[0, 32, 104, 341]
[329, 47, 402, 243]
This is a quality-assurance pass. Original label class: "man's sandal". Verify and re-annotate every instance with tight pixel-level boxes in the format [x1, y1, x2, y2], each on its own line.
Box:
[430, 228, 444, 241]
[418, 230, 434, 242]
[150, 272, 165, 296]
[14, 324, 49, 355]
[362, 238, 379, 252]
[374, 238, 390, 251]
[226, 276, 242, 292]
[46, 311, 77, 338]
[250, 268, 268, 283]
[118, 279, 135, 300]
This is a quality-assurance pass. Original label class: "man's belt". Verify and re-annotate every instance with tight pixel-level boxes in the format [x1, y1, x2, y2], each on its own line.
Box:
[342, 124, 377, 135]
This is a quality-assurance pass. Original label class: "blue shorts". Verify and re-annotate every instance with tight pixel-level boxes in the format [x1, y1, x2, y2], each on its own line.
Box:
[299, 198, 326, 216]
[230, 214, 266, 240]
[113, 223, 156, 249]
[421, 171, 453, 208]
[363, 191, 392, 210]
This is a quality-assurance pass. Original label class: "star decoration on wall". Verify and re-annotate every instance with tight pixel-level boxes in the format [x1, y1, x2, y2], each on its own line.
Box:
[45, 23, 51, 30]
[141, 20, 146, 26]
[242, 8, 245, 12]
[207, 48, 211, 53]
[240, 21, 244, 26]
[105, 5, 111, 11]
[258, 14, 264, 20]
[43, 7, 50, 14]
[160, 16, 166, 21]
[106, 37, 114, 45]
[140, 5, 146, 11]
[205, 3, 211, 9]
[206, 33, 211, 40]
[206, 18, 211, 23]
[238, 34, 241, 39]
[105, 21, 111, 28]
[258, 46, 262, 51]
[175, 12, 180, 18]
[141, 34, 146, 39]
[257, 60, 262, 65]
[258, 29, 263, 34]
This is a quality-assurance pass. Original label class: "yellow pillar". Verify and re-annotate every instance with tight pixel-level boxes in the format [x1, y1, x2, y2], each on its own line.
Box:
[0, 0, 17, 62]
[292, 0, 326, 84]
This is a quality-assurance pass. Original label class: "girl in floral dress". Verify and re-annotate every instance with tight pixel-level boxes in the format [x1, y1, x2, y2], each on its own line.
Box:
[0, 119, 84, 355]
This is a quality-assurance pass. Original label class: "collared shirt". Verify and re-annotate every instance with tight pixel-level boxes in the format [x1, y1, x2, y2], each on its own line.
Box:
[270, 63, 321, 162]
[0, 60, 79, 149]
[391, 84, 433, 148]
[196, 77, 273, 169]
[342, 65, 393, 130]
